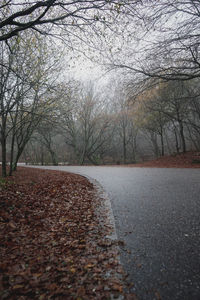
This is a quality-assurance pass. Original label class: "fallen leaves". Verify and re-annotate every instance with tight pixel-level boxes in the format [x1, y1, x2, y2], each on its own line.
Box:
[123, 151, 200, 168]
[0, 167, 124, 299]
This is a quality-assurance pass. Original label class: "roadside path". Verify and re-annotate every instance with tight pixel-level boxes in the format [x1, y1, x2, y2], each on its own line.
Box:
[29, 166, 200, 300]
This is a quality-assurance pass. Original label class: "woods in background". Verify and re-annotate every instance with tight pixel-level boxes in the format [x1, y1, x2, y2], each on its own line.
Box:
[1, 1, 200, 174]
[19, 78, 200, 166]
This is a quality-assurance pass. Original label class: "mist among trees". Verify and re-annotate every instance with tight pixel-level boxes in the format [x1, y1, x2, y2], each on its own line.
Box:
[1, 0, 200, 176]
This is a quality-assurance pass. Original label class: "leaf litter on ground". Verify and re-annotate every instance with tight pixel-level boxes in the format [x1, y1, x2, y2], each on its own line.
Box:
[0, 167, 125, 300]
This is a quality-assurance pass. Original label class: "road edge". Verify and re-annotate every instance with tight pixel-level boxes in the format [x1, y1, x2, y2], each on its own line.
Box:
[81, 174, 124, 300]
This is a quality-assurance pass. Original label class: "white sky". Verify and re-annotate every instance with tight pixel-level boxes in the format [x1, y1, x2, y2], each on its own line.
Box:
[70, 58, 104, 82]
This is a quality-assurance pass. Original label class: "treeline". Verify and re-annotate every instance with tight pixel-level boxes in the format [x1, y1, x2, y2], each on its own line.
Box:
[18, 79, 200, 166]
[1, 38, 200, 173]
[1, 1, 200, 175]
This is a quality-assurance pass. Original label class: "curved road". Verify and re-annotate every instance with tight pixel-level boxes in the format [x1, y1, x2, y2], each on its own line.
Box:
[31, 166, 200, 300]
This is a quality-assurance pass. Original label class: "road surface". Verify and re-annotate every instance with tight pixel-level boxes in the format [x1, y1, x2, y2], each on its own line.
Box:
[29, 166, 200, 300]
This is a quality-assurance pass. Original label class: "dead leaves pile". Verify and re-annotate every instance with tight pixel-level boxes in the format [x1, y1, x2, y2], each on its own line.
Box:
[0, 167, 123, 299]
[126, 151, 200, 168]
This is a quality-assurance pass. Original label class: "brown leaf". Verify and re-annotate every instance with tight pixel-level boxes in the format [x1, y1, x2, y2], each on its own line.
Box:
[8, 221, 17, 229]
[77, 286, 86, 296]
[84, 263, 95, 269]
[70, 267, 76, 273]
[112, 283, 123, 293]
[13, 284, 24, 289]
[47, 283, 58, 290]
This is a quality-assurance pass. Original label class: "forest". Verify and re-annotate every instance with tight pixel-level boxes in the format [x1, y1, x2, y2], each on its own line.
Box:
[1, 0, 200, 176]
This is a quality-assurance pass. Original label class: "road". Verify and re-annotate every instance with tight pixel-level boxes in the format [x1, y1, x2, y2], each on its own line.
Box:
[29, 166, 200, 300]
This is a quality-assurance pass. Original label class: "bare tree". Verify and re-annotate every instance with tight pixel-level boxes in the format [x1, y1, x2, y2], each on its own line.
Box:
[60, 84, 111, 165]
[108, 1, 200, 83]
[0, 0, 137, 43]
[132, 91, 167, 157]
[129, 79, 194, 156]
[111, 88, 137, 163]
[0, 31, 61, 176]
[0, 38, 24, 176]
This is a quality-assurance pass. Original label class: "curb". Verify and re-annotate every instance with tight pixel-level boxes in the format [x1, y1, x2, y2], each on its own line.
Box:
[80, 175, 124, 300]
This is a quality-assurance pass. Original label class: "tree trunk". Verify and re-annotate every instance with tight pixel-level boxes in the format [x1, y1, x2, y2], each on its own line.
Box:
[151, 132, 160, 158]
[186, 123, 199, 151]
[13, 144, 26, 171]
[79, 146, 86, 165]
[130, 134, 137, 163]
[13, 154, 20, 171]
[160, 131, 164, 156]
[9, 134, 15, 176]
[1, 135, 7, 177]
[41, 146, 44, 166]
[165, 133, 172, 155]
[173, 126, 179, 154]
[123, 127, 127, 164]
[49, 149, 58, 166]
[179, 120, 186, 153]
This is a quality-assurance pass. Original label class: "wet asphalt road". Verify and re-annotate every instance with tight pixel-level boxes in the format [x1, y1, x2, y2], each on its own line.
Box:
[29, 166, 200, 300]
